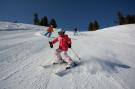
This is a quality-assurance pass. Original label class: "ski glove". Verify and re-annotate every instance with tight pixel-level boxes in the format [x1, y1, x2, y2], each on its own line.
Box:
[68, 44, 71, 48]
[49, 41, 53, 48]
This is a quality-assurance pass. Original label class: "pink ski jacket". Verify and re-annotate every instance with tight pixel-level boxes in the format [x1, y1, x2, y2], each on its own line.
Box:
[52, 34, 71, 51]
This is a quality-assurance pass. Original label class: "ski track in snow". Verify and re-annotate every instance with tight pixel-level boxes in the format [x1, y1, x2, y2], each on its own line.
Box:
[0, 22, 135, 89]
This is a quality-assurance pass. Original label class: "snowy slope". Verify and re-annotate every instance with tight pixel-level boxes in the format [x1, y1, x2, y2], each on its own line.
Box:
[0, 22, 135, 89]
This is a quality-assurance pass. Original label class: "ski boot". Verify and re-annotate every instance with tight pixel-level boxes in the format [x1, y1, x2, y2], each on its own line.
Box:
[66, 62, 77, 70]
[53, 59, 67, 64]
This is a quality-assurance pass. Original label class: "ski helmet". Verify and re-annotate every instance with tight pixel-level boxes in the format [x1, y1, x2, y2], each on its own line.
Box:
[58, 29, 65, 35]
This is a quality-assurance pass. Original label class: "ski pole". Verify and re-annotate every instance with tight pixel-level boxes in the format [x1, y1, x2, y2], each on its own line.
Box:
[71, 48, 81, 60]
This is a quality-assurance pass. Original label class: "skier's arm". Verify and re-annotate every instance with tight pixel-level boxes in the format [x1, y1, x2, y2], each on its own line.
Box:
[52, 37, 58, 44]
[49, 37, 58, 48]
[67, 38, 72, 48]
[49, 41, 53, 48]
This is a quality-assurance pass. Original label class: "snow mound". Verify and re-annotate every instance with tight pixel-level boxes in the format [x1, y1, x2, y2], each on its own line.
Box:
[0, 21, 47, 30]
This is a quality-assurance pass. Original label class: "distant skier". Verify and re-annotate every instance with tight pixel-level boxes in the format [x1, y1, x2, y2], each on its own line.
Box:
[49, 29, 76, 69]
[44, 25, 54, 37]
[73, 27, 78, 36]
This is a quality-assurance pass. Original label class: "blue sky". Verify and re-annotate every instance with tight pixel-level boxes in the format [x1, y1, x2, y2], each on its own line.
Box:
[0, 0, 135, 30]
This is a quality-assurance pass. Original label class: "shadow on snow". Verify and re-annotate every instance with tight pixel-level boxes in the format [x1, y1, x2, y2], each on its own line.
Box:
[81, 57, 130, 75]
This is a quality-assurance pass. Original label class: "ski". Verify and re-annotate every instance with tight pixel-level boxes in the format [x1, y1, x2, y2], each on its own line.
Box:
[40, 62, 67, 69]
[55, 68, 71, 77]
[55, 62, 78, 77]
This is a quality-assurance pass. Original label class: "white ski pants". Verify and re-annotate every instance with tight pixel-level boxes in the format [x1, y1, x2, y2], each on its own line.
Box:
[55, 48, 73, 64]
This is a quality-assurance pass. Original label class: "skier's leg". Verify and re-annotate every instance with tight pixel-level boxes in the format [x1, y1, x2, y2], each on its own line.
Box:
[48, 32, 52, 37]
[63, 52, 72, 63]
[54, 48, 63, 63]
[44, 32, 49, 36]
[63, 51, 76, 68]
[75, 32, 77, 36]
[76, 31, 78, 35]
[76, 32, 78, 35]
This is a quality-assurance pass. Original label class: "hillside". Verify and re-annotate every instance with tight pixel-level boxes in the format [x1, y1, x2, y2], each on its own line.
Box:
[0, 22, 135, 89]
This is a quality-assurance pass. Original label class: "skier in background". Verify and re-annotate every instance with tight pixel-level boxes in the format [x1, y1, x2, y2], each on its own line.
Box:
[73, 27, 78, 36]
[49, 29, 76, 69]
[44, 25, 54, 37]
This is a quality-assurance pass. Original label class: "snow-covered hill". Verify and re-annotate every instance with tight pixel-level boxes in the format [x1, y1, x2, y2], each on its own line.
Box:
[0, 22, 135, 89]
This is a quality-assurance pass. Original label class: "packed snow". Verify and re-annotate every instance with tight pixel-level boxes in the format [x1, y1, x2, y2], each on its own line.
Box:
[0, 22, 135, 89]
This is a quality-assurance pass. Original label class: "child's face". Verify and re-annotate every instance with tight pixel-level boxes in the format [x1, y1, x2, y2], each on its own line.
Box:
[50, 25, 53, 27]
[58, 32, 64, 35]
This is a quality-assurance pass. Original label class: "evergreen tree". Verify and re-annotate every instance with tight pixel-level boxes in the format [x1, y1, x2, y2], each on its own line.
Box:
[40, 16, 48, 26]
[129, 15, 135, 24]
[117, 12, 125, 25]
[88, 22, 93, 31]
[44, 16, 49, 26]
[88, 21, 100, 31]
[40, 18, 43, 26]
[94, 20, 100, 30]
[33, 13, 40, 25]
[133, 16, 135, 23]
[49, 18, 57, 28]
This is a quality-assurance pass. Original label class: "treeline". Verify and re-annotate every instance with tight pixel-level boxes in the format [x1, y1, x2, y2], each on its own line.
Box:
[88, 12, 135, 31]
[117, 12, 135, 25]
[33, 13, 57, 28]
[33, 12, 135, 31]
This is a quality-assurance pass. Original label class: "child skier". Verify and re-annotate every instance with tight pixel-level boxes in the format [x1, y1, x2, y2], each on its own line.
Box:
[73, 27, 78, 36]
[49, 29, 76, 69]
[44, 25, 54, 37]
